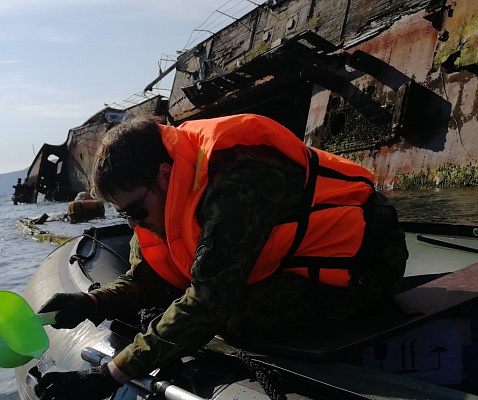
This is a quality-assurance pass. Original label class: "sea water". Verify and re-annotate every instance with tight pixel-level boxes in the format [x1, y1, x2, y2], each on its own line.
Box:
[385, 186, 478, 225]
[0, 187, 477, 398]
[0, 196, 123, 398]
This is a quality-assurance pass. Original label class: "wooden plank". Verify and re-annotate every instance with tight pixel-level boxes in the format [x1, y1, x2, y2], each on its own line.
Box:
[396, 261, 478, 314]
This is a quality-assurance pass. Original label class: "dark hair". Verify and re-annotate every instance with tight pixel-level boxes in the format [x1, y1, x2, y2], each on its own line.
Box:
[93, 114, 173, 202]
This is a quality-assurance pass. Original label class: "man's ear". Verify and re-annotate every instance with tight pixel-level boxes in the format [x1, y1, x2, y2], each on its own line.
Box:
[157, 163, 172, 191]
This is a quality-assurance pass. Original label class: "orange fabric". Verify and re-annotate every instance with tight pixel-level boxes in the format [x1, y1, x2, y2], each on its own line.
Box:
[283, 267, 352, 286]
[136, 114, 374, 289]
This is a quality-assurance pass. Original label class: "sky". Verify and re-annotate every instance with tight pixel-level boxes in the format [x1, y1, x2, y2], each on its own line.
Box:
[0, 0, 261, 174]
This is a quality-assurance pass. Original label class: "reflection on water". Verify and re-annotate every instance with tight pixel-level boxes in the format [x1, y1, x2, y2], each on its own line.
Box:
[382, 186, 478, 225]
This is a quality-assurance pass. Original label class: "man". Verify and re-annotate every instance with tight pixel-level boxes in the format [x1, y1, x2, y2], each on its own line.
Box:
[37, 113, 408, 399]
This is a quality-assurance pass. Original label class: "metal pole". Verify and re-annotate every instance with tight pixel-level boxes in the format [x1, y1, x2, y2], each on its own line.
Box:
[81, 347, 205, 400]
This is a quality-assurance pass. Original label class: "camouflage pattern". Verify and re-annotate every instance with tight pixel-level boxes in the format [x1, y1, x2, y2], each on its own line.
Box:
[89, 145, 407, 379]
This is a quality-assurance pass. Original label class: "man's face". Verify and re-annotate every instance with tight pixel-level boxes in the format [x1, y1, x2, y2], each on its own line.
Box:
[111, 164, 171, 238]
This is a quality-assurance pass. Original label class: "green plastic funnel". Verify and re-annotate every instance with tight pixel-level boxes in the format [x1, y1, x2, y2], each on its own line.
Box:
[0, 291, 57, 368]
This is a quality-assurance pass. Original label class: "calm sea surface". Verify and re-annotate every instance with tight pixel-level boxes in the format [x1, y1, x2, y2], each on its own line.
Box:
[0, 197, 122, 398]
[0, 186, 477, 397]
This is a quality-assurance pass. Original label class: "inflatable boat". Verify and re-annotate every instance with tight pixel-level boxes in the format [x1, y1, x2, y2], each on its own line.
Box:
[14, 222, 478, 399]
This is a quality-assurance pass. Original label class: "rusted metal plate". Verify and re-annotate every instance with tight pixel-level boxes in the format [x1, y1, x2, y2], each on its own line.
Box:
[350, 11, 437, 83]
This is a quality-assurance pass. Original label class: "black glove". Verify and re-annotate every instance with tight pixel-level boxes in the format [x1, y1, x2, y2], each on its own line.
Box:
[36, 364, 121, 400]
[38, 292, 97, 329]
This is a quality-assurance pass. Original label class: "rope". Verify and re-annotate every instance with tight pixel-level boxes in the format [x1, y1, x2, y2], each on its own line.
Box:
[235, 349, 287, 400]
[81, 232, 130, 268]
[67, 227, 131, 287]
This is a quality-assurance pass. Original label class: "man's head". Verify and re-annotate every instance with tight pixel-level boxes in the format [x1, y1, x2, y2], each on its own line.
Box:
[93, 115, 174, 237]
[93, 114, 172, 202]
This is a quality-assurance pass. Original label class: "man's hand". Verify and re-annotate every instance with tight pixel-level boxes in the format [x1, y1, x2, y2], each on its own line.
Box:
[38, 292, 97, 329]
[36, 365, 121, 400]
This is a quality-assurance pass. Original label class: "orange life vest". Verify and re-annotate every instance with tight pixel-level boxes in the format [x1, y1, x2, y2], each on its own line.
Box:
[135, 114, 375, 290]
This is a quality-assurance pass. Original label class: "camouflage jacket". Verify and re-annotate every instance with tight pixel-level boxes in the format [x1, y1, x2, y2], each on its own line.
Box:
[90, 145, 306, 378]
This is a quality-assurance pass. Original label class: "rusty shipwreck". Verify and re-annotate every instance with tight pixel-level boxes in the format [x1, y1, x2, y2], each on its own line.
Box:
[13, 0, 478, 203]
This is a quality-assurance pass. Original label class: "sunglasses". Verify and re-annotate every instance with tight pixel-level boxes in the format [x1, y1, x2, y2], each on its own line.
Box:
[116, 187, 150, 220]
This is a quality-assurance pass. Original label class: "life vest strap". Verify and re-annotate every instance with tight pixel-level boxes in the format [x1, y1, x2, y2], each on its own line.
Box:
[277, 148, 319, 270]
[286, 256, 358, 287]
[276, 147, 373, 286]
[310, 203, 364, 212]
[287, 255, 357, 270]
[316, 164, 375, 188]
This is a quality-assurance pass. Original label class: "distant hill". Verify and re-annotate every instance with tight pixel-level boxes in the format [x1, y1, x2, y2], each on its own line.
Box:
[0, 168, 29, 198]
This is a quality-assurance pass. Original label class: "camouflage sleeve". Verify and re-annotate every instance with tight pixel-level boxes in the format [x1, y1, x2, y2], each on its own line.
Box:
[89, 233, 173, 320]
[113, 146, 305, 378]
